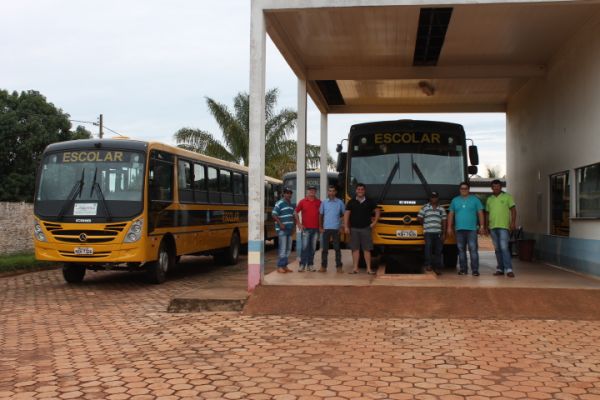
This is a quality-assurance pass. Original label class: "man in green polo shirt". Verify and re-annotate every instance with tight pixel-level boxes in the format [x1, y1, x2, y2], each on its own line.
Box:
[485, 179, 517, 277]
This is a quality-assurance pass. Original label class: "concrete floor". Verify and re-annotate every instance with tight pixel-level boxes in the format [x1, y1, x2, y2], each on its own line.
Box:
[264, 250, 600, 289]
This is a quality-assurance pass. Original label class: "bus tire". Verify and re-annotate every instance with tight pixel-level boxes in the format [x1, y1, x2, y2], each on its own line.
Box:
[146, 241, 173, 284]
[443, 245, 458, 269]
[63, 263, 86, 283]
[216, 231, 241, 266]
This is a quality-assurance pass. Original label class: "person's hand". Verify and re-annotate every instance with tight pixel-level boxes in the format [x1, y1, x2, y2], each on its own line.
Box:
[440, 233, 446, 243]
[509, 222, 516, 232]
[446, 228, 453, 237]
[345, 227, 350, 235]
[478, 227, 485, 235]
[319, 227, 324, 233]
[279, 222, 285, 230]
[298, 224, 304, 231]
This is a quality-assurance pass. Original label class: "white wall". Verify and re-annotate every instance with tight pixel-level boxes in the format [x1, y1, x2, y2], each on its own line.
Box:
[507, 11, 600, 240]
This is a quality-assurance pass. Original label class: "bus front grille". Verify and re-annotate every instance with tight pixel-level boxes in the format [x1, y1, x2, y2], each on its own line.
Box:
[44, 223, 127, 243]
[58, 250, 111, 258]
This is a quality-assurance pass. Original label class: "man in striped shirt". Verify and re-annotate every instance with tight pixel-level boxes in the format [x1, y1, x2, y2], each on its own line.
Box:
[417, 191, 447, 275]
[272, 187, 295, 273]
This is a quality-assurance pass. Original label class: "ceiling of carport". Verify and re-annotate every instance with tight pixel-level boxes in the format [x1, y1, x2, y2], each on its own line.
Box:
[265, 1, 600, 113]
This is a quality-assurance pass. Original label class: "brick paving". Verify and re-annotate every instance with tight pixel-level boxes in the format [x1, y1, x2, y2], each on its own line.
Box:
[2, 260, 600, 399]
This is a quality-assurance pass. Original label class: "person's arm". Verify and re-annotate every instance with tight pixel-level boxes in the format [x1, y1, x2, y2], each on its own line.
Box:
[441, 208, 447, 241]
[319, 214, 324, 233]
[417, 208, 424, 225]
[371, 206, 381, 228]
[477, 210, 485, 235]
[446, 211, 454, 236]
[510, 206, 517, 231]
[272, 203, 284, 230]
[294, 201, 303, 231]
[344, 210, 351, 234]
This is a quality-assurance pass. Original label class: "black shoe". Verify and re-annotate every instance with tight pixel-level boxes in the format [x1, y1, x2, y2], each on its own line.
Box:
[493, 271, 504, 276]
[458, 271, 466, 275]
[473, 272, 480, 276]
[434, 269, 442, 276]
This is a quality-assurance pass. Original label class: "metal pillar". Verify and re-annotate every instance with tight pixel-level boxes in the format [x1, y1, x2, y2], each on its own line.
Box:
[296, 79, 307, 198]
[320, 113, 328, 200]
[247, 2, 266, 292]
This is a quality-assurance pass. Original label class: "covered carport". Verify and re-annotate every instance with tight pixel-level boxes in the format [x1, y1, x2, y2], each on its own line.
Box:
[246, 0, 600, 291]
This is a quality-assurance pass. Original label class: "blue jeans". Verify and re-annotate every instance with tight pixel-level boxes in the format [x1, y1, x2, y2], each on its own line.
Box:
[490, 228, 513, 273]
[455, 230, 479, 274]
[277, 231, 293, 267]
[424, 232, 443, 270]
[300, 228, 319, 267]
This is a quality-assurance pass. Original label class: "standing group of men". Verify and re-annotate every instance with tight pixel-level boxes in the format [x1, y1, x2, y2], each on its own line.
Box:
[272, 183, 380, 274]
[273, 179, 517, 277]
[419, 180, 517, 277]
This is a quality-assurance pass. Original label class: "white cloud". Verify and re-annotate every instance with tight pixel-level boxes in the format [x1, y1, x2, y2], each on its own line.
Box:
[2, 0, 506, 176]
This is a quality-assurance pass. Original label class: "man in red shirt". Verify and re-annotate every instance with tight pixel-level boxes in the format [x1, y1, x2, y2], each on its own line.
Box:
[294, 185, 322, 272]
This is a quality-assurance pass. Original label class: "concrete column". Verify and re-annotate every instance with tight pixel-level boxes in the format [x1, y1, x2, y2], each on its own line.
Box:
[320, 113, 328, 200]
[247, 2, 266, 292]
[296, 79, 307, 198]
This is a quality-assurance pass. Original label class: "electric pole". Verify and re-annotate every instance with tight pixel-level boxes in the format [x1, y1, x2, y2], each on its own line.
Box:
[98, 114, 104, 139]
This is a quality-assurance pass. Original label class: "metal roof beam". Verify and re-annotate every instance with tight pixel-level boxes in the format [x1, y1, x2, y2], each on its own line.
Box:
[306, 65, 546, 80]
[328, 103, 506, 113]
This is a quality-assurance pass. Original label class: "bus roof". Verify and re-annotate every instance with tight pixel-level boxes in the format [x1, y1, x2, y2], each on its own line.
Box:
[42, 139, 281, 184]
[349, 119, 465, 136]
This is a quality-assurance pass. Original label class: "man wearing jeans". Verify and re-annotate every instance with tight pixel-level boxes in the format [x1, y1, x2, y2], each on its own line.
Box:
[447, 182, 485, 276]
[485, 179, 517, 277]
[417, 191, 447, 275]
[319, 185, 345, 272]
[272, 187, 295, 273]
[295, 186, 321, 272]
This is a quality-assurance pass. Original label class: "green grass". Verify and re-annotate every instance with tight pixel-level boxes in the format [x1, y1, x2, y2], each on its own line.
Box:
[0, 252, 56, 273]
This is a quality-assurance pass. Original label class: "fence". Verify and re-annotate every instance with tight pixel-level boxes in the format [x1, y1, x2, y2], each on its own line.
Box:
[0, 202, 34, 255]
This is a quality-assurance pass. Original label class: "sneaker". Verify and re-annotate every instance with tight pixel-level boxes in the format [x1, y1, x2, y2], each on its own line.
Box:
[507, 272, 515, 278]
[307, 266, 316, 272]
[493, 271, 504, 276]
[473, 272, 480, 276]
[318, 267, 327, 273]
[298, 265, 306, 272]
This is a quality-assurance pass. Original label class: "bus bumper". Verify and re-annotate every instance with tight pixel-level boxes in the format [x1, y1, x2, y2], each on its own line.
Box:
[35, 242, 149, 265]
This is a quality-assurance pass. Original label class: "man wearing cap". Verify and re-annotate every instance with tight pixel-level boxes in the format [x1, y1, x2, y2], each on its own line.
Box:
[295, 185, 322, 272]
[272, 187, 295, 273]
[417, 191, 447, 275]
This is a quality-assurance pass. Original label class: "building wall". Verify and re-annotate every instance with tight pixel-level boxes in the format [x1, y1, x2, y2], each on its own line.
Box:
[0, 202, 34, 255]
[506, 11, 600, 274]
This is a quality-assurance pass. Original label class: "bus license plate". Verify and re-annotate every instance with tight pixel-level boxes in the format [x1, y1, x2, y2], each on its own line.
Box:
[396, 230, 417, 238]
[74, 247, 94, 255]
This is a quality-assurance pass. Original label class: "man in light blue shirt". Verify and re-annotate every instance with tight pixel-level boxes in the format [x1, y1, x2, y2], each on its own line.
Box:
[447, 181, 485, 276]
[319, 185, 345, 272]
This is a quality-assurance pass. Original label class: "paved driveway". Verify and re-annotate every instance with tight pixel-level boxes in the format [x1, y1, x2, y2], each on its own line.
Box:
[1, 257, 600, 399]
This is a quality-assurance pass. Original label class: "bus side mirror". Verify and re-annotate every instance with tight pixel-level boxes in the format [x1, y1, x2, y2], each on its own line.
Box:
[468, 165, 478, 175]
[336, 152, 347, 172]
[468, 145, 479, 166]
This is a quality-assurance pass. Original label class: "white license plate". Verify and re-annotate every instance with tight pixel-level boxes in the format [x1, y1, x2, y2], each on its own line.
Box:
[74, 247, 94, 255]
[396, 230, 417, 238]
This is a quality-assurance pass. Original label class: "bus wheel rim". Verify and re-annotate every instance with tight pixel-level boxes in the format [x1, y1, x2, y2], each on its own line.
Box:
[159, 248, 169, 273]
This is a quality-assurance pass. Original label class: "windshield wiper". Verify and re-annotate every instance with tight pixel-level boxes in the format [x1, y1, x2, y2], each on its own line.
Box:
[378, 160, 399, 204]
[89, 167, 112, 222]
[57, 168, 85, 221]
[411, 159, 432, 198]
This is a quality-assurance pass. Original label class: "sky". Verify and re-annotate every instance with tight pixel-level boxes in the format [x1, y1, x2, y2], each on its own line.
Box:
[1, 0, 506, 176]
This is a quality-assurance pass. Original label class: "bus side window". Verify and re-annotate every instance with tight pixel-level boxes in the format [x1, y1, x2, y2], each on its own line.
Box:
[149, 155, 173, 202]
[194, 163, 208, 203]
[243, 175, 248, 204]
[207, 166, 219, 203]
[220, 169, 233, 204]
[178, 159, 193, 203]
[233, 172, 244, 204]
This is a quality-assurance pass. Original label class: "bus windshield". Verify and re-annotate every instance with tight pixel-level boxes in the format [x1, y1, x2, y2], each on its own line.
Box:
[36, 150, 145, 219]
[348, 131, 465, 200]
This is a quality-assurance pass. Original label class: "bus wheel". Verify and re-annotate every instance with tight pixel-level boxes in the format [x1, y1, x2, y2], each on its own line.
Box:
[147, 241, 173, 284]
[443, 246, 458, 269]
[216, 231, 241, 266]
[63, 263, 86, 283]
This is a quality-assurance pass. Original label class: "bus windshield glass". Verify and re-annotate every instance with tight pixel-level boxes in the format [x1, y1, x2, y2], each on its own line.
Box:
[36, 150, 145, 218]
[348, 132, 465, 199]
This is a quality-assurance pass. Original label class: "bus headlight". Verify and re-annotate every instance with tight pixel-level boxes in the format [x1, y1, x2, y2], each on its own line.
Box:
[34, 223, 47, 242]
[124, 219, 143, 243]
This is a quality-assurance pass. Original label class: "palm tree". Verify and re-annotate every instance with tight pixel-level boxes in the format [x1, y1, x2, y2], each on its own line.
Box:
[485, 165, 502, 179]
[174, 88, 332, 177]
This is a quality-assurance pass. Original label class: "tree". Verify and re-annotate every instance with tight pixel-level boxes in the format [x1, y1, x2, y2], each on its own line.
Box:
[485, 165, 503, 179]
[0, 89, 92, 202]
[173, 88, 333, 178]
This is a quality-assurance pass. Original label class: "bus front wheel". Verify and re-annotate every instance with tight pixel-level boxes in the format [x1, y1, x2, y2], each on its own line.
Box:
[63, 263, 86, 283]
[147, 241, 174, 284]
[216, 231, 240, 266]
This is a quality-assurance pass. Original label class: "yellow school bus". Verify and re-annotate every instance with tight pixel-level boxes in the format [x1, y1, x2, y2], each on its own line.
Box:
[336, 120, 479, 268]
[33, 138, 280, 284]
